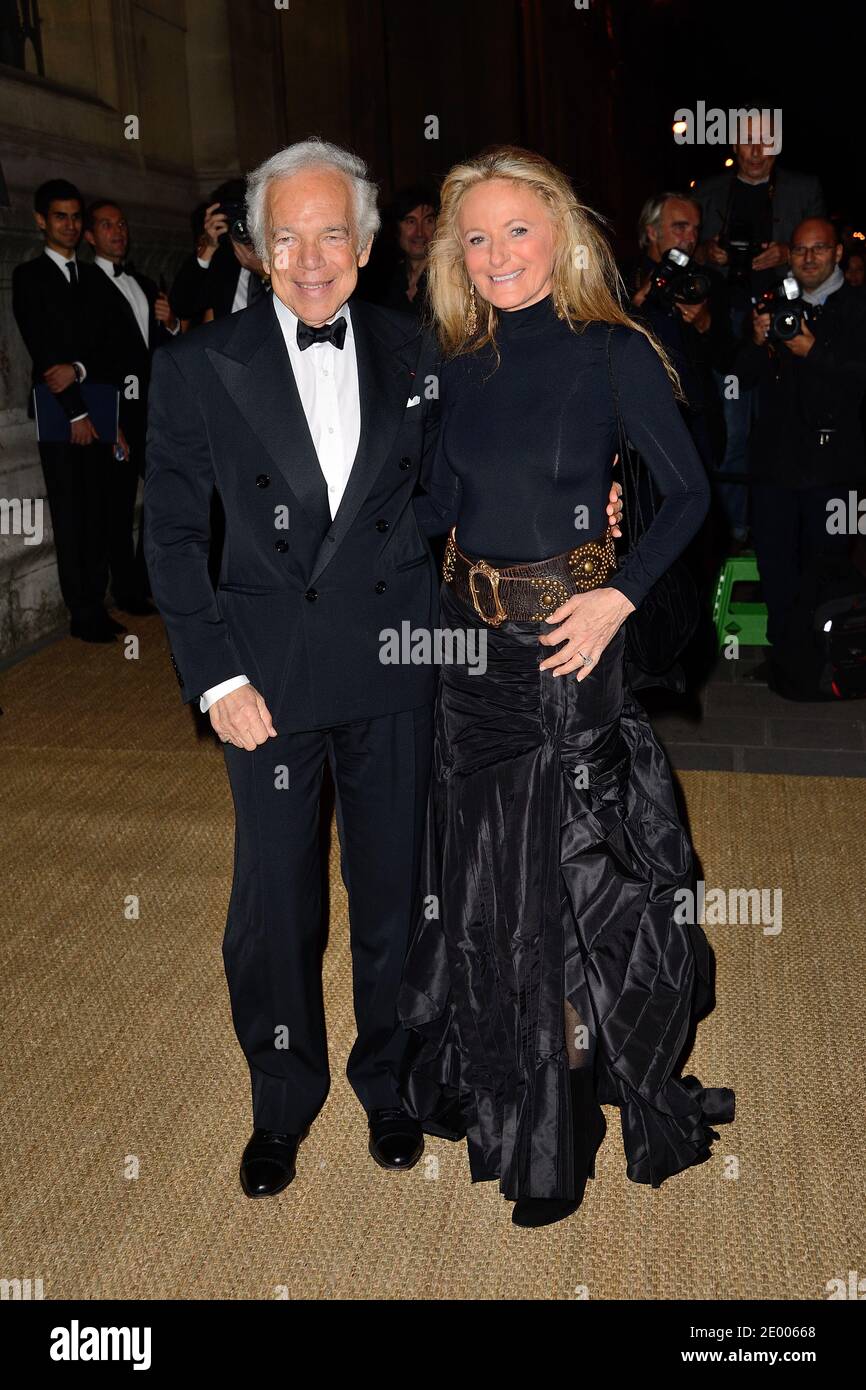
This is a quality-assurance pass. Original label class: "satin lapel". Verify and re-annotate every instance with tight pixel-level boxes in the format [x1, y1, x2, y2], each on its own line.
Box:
[102, 273, 144, 344]
[205, 298, 332, 541]
[308, 299, 410, 586]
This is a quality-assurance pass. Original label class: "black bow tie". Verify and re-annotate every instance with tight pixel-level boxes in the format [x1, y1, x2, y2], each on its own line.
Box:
[296, 316, 347, 351]
[113, 260, 131, 277]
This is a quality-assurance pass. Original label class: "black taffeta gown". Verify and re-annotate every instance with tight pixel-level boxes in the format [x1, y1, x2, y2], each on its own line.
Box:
[397, 582, 735, 1202]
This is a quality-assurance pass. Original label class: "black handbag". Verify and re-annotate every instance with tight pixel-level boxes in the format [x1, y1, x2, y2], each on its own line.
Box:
[606, 327, 700, 677]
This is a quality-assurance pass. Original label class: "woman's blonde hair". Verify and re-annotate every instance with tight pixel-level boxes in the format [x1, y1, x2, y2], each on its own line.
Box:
[426, 144, 683, 397]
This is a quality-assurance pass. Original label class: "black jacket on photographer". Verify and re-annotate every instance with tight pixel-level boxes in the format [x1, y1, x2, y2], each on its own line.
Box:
[170, 239, 242, 325]
[629, 254, 736, 467]
[695, 166, 825, 309]
[734, 275, 866, 489]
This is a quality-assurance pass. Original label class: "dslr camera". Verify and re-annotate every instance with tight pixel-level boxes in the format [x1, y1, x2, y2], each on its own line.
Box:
[217, 201, 253, 246]
[644, 247, 712, 313]
[719, 219, 766, 289]
[753, 275, 806, 342]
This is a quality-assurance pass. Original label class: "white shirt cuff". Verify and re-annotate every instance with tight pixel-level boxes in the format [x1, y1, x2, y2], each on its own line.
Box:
[74, 361, 86, 381]
[196, 255, 211, 269]
[199, 675, 250, 712]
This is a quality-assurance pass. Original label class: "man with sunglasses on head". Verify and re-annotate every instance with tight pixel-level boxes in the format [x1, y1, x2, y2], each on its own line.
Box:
[734, 218, 866, 664]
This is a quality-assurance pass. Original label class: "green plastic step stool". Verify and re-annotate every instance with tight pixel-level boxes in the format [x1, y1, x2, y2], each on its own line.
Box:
[712, 553, 770, 651]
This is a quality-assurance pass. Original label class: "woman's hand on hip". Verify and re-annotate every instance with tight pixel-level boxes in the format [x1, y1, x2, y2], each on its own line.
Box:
[538, 587, 636, 680]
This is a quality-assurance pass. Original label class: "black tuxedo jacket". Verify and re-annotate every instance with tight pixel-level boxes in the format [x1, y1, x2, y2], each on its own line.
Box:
[694, 167, 825, 258]
[11, 253, 105, 420]
[170, 241, 241, 323]
[144, 293, 441, 731]
[88, 264, 172, 432]
[733, 281, 866, 489]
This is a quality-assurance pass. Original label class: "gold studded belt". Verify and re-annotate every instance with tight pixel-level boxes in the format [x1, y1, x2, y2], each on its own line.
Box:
[442, 527, 618, 626]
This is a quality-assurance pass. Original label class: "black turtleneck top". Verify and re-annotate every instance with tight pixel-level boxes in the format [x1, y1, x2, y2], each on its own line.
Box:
[414, 293, 710, 609]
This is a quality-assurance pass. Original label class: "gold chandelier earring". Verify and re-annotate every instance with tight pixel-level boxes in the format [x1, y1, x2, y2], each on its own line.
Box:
[466, 281, 477, 336]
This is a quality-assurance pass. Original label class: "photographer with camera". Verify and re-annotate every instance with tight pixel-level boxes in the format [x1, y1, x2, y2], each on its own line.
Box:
[734, 218, 866, 664]
[632, 192, 734, 471]
[169, 179, 270, 326]
[695, 113, 825, 543]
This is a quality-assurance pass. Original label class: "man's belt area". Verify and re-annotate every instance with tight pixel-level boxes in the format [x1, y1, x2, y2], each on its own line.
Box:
[442, 527, 618, 626]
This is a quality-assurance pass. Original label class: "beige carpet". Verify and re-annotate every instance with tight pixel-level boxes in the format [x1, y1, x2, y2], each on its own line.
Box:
[1, 613, 863, 1300]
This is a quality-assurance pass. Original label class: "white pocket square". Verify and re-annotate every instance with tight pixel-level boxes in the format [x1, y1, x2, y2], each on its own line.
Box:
[406, 395, 420, 407]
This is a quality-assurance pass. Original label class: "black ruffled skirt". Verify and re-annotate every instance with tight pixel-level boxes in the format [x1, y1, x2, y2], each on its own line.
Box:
[397, 582, 735, 1201]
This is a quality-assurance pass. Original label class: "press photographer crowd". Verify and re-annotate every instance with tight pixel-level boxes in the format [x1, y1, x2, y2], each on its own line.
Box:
[11, 119, 866, 703]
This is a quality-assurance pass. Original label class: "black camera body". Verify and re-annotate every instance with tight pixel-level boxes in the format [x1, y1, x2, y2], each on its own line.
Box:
[719, 220, 765, 289]
[754, 275, 806, 342]
[644, 247, 712, 313]
[217, 201, 252, 246]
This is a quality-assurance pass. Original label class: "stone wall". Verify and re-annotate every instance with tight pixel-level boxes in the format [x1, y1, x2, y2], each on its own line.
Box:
[0, 0, 287, 656]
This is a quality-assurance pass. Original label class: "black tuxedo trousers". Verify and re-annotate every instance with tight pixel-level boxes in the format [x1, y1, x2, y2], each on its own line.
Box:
[223, 703, 432, 1129]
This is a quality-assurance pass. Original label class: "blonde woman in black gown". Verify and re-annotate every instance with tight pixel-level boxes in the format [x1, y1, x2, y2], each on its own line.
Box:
[398, 147, 735, 1228]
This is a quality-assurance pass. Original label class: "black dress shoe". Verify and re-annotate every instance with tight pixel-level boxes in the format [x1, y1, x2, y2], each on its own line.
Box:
[115, 598, 157, 617]
[368, 1107, 424, 1170]
[239, 1128, 303, 1198]
[104, 613, 128, 633]
[70, 619, 116, 644]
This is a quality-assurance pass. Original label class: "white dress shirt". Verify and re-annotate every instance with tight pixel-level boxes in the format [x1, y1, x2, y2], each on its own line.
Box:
[231, 266, 250, 313]
[43, 247, 87, 421]
[200, 296, 359, 713]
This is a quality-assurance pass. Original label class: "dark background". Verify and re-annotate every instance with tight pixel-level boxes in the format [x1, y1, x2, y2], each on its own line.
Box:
[336, 0, 860, 254]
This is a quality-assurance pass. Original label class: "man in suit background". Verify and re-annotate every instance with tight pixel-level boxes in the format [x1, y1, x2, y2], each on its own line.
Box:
[169, 179, 270, 327]
[694, 110, 826, 544]
[83, 197, 179, 614]
[144, 139, 442, 1200]
[12, 179, 120, 642]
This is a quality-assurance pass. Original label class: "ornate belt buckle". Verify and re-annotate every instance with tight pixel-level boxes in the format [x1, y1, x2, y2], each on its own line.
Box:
[468, 560, 507, 626]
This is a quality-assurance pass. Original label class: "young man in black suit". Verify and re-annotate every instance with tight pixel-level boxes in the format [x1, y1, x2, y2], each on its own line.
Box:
[12, 179, 119, 642]
[83, 198, 180, 615]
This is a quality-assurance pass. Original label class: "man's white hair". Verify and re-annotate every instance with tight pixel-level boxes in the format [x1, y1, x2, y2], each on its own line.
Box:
[246, 137, 381, 261]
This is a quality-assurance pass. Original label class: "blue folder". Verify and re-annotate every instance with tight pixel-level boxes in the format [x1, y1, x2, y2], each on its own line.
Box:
[33, 383, 119, 444]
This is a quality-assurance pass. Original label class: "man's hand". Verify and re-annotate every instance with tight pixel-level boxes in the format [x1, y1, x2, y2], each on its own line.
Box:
[751, 241, 789, 272]
[783, 319, 815, 357]
[70, 416, 98, 446]
[606, 473, 623, 537]
[676, 298, 711, 332]
[752, 308, 772, 346]
[705, 237, 729, 268]
[209, 684, 277, 750]
[632, 272, 654, 308]
[44, 363, 76, 393]
[154, 290, 178, 332]
[199, 202, 229, 261]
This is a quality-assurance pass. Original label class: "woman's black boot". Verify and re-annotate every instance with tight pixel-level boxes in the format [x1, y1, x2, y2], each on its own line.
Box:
[511, 1067, 606, 1228]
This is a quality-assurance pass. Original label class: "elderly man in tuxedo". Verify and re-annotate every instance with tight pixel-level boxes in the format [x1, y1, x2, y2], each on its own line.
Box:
[145, 138, 623, 1199]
